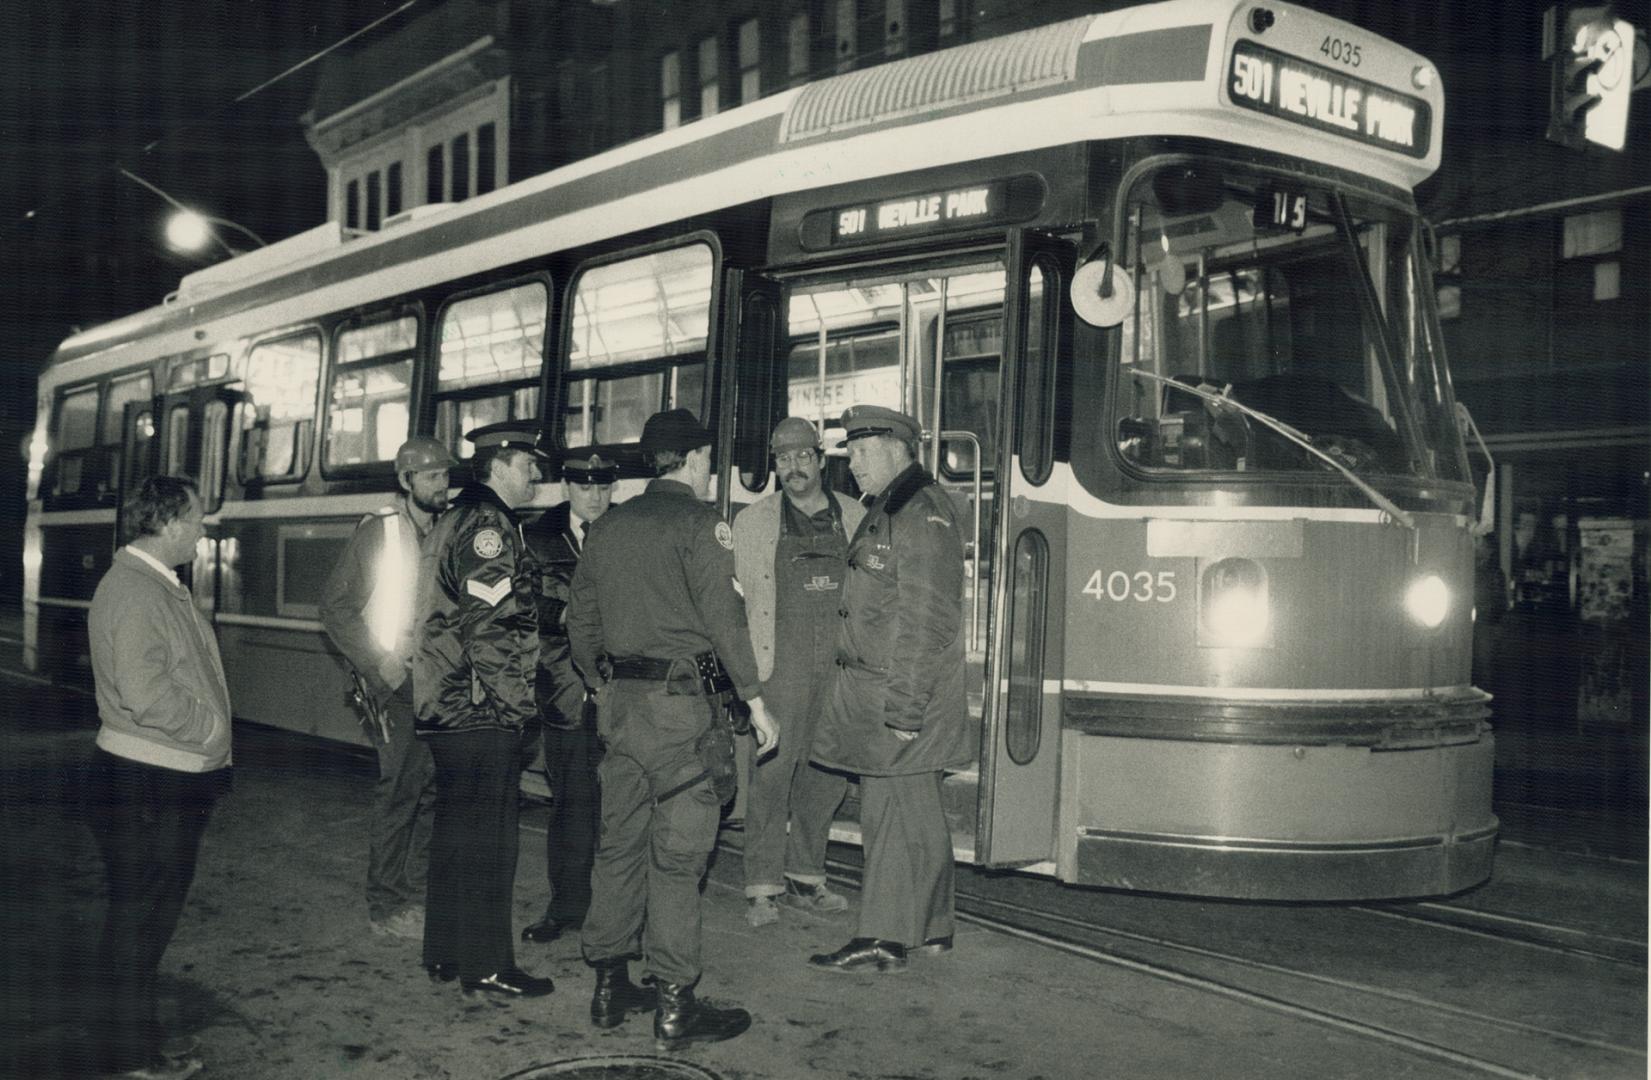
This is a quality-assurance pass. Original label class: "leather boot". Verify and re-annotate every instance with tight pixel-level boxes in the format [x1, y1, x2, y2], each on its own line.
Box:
[653, 979, 752, 1052]
[589, 958, 654, 1029]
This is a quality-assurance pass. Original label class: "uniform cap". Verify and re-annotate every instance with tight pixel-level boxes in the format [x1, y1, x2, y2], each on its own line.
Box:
[465, 421, 551, 459]
[560, 448, 617, 484]
[836, 404, 921, 448]
[639, 408, 714, 453]
[394, 436, 459, 475]
[770, 416, 821, 454]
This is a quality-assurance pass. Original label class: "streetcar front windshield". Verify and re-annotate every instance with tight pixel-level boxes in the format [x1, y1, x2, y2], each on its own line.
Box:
[1113, 161, 1467, 484]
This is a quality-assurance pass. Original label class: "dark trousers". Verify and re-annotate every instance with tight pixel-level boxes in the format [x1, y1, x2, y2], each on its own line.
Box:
[540, 722, 602, 923]
[582, 682, 721, 985]
[367, 683, 436, 921]
[857, 771, 954, 947]
[423, 728, 520, 981]
[88, 749, 224, 1072]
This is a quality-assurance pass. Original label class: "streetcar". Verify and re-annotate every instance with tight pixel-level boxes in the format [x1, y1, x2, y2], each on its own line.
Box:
[24, 0, 1494, 900]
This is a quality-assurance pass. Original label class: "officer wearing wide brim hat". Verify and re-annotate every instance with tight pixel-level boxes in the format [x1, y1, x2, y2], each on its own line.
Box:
[566, 407, 777, 1050]
[835, 404, 922, 449]
[519, 443, 619, 948]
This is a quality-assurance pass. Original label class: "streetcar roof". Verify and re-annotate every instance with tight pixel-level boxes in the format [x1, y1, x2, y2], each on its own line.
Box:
[46, 0, 1440, 375]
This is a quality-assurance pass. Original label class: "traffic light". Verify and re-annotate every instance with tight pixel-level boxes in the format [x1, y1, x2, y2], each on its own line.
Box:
[1546, 6, 1635, 150]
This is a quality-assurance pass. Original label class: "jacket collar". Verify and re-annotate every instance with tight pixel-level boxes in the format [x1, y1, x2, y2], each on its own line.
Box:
[452, 480, 516, 516]
[870, 462, 933, 518]
[115, 546, 189, 596]
[646, 478, 698, 499]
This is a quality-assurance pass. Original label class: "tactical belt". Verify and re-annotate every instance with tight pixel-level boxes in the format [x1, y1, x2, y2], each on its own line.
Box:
[606, 651, 734, 696]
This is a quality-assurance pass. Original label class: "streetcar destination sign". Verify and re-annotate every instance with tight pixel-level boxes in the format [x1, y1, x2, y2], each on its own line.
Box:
[1227, 41, 1430, 158]
[799, 173, 1045, 250]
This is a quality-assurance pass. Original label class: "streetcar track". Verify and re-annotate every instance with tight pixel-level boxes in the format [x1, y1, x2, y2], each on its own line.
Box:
[798, 849, 1644, 1079]
[1353, 901, 1647, 968]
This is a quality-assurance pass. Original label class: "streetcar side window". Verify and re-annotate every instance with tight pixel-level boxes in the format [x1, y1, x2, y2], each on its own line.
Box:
[563, 243, 714, 447]
[324, 314, 418, 474]
[46, 383, 101, 500]
[433, 281, 547, 459]
[45, 371, 154, 505]
[238, 332, 322, 484]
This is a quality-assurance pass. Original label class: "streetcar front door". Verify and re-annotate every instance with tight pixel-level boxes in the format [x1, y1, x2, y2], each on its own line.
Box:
[783, 260, 1009, 849]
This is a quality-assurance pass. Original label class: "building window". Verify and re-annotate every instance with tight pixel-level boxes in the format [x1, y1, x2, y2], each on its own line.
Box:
[386, 162, 403, 218]
[365, 170, 382, 230]
[835, 0, 857, 72]
[739, 18, 762, 103]
[788, 12, 811, 84]
[938, 0, 960, 41]
[661, 51, 682, 130]
[345, 179, 360, 230]
[477, 123, 496, 196]
[589, 63, 611, 144]
[884, 0, 906, 57]
[451, 132, 470, 201]
[1562, 207, 1623, 303]
[698, 35, 721, 119]
[427, 144, 445, 204]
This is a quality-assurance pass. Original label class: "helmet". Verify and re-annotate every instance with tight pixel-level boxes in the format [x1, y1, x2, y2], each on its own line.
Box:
[394, 437, 458, 475]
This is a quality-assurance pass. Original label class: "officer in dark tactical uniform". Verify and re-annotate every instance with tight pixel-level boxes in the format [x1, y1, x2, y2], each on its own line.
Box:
[412, 422, 554, 999]
[520, 449, 616, 946]
[567, 408, 778, 1051]
[809, 405, 970, 974]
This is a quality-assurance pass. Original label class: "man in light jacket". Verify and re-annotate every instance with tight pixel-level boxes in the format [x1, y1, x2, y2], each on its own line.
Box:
[88, 475, 232, 1080]
[732, 416, 864, 927]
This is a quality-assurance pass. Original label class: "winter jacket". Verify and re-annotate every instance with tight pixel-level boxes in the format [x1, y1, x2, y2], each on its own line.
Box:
[812, 463, 971, 777]
[88, 547, 232, 773]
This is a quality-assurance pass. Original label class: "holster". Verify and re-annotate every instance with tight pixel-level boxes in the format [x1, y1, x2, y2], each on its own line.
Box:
[654, 692, 741, 807]
[346, 669, 389, 743]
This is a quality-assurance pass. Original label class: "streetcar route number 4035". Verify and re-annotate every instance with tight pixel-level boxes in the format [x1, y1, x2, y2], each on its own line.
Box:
[1082, 570, 1177, 603]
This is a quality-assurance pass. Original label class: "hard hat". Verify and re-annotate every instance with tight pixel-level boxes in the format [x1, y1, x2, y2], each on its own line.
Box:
[394, 436, 459, 475]
[770, 416, 820, 454]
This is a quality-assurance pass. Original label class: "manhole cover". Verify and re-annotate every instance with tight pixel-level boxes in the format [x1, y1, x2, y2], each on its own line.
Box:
[501, 1056, 724, 1080]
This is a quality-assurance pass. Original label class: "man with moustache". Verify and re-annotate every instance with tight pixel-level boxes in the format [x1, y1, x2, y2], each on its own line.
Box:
[732, 416, 864, 927]
[412, 423, 554, 998]
[520, 449, 617, 946]
[321, 437, 455, 941]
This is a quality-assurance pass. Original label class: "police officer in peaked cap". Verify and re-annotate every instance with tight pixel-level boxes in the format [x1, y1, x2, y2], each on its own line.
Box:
[809, 403, 970, 973]
[411, 421, 555, 998]
[520, 446, 618, 946]
[566, 408, 778, 1050]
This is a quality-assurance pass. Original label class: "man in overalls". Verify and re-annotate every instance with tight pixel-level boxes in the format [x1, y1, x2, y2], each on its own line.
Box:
[732, 416, 866, 926]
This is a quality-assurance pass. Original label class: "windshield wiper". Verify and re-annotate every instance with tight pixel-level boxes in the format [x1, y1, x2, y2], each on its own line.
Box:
[1128, 368, 1417, 531]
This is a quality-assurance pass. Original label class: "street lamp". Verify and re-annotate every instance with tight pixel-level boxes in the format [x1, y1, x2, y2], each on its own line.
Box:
[117, 167, 266, 258]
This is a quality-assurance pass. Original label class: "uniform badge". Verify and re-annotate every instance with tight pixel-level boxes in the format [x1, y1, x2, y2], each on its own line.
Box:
[473, 528, 504, 558]
[714, 522, 733, 550]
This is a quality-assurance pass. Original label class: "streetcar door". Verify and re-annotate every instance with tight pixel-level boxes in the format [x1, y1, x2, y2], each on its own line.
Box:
[977, 230, 1075, 867]
[722, 268, 787, 513]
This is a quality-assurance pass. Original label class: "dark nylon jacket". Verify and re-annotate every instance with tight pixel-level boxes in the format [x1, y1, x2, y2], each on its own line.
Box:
[813, 462, 971, 777]
[412, 481, 540, 735]
[522, 502, 587, 728]
[566, 478, 761, 702]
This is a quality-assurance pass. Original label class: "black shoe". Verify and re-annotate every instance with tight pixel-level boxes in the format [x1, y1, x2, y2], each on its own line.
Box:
[589, 957, 656, 1029]
[911, 934, 953, 956]
[808, 937, 907, 973]
[425, 962, 457, 983]
[653, 979, 752, 1051]
[521, 915, 565, 944]
[461, 968, 555, 998]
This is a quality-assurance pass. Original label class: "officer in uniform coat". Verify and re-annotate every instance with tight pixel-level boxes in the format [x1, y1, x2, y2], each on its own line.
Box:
[412, 422, 554, 998]
[567, 408, 778, 1051]
[520, 449, 616, 945]
[809, 404, 970, 974]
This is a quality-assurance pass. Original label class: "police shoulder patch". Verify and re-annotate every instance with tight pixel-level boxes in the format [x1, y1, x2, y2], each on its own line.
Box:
[473, 528, 504, 558]
[714, 521, 733, 550]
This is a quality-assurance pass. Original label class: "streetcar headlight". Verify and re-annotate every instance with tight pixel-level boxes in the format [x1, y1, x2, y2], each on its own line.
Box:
[1200, 557, 1270, 647]
[1404, 574, 1450, 629]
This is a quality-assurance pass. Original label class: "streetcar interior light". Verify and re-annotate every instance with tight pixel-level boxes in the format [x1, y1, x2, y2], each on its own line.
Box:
[1201, 557, 1270, 647]
[1405, 574, 1450, 629]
